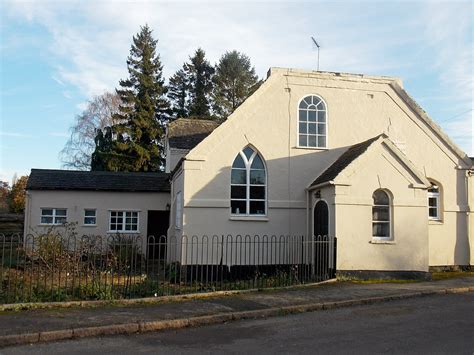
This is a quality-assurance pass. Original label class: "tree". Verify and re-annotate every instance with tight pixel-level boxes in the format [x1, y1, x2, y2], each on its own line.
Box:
[59, 92, 121, 170]
[184, 48, 214, 117]
[93, 25, 170, 172]
[9, 176, 28, 214]
[0, 181, 10, 213]
[212, 50, 261, 118]
[168, 68, 189, 118]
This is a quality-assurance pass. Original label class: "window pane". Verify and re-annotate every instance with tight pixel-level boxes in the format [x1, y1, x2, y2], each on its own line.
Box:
[299, 135, 307, 146]
[373, 206, 389, 221]
[373, 190, 389, 205]
[250, 201, 266, 215]
[56, 209, 67, 216]
[243, 147, 254, 160]
[232, 154, 245, 168]
[250, 170, 265, 185]
[373, 222, 389, 237]
[428, 197, 437, 207]
[317, 136, 326, 147]
[299, 110, 307, 122]
[429, 208, 438, 218]
[231, 185, 246, 199]
[308, 135, 317, 147]
[299, 100, 308, 109]
[317, 111, 326, 123]
[231, 169, 247, 184]
[317, 101, 325, 110]
[55, 217, 67, 224]
[251, 154, 264, 169]
[317, 124, 326, 135]
[250, 186, 265, 199]
[41, 216, 53, 224]
[41, 209, 53, 216]
[299, 122, 307, 134]
[308, 110, 317, 122]
[311, 96, 320, 105]
[85, 209, 96, 217]
[84, 217, 96, 225]
[308, 123, 316, 134]
[231, 200, 247, 214]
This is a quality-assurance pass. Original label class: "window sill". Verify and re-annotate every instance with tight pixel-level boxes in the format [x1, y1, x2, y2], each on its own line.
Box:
[230, 216, 269, 222]
[106, 231, 140, 234]
[369, 239, 396, 245]
[295, 146, 328, 151]
[83, 224, 97, 227]
[428, 219, 443, 225]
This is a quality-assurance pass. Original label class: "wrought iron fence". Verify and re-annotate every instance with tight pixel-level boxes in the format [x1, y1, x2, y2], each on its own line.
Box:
[0, 232, 336, 304]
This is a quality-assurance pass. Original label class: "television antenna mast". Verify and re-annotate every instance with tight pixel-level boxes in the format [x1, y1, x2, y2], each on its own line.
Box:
[311, 36, 320, 71]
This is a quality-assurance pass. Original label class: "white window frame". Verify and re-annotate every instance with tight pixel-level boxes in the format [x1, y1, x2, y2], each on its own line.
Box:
[297, 95, 328, 149]
[108, 210, 140, 233]
[175, 191, 182, 229]
[428, 185, 441, 221]
[230, 147, 267, 217]
[83, 209, 97, 226]
[40, 208, 67, 225]
[372, 190, 392, 240]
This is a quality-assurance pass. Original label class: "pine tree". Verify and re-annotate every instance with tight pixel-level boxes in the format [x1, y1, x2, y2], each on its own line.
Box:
[212, 50, 261, 119]
[93, 25, 170, 172]
[168, 68, 189, 118]
[184, 48, 214, 117]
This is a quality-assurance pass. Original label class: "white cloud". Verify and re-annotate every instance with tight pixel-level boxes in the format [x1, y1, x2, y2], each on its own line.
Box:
[0, 131, 33, 138]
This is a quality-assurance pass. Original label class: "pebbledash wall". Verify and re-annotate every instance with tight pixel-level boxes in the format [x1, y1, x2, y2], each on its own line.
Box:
[168, 68, 473, 273]
[24, 190, 169, 251]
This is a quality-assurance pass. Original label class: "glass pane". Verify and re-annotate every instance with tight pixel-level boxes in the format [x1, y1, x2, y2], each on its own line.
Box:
[84, 217, 96, 225]
[126, 211, 132, 218]
[299, 110, 307, 122]
[299, 122, 307, 134]
[85, 209, 96, 216]
[308, 123, 316, 134]
[56, 209, 67, 216]
[125, 224, 131, 231]
[373, 222, 389, 237]
[231, 186, 246, 199]
[311, 96, 320, 105]
[317, 136, 326, 147]
[250, 170, 265, 185]
[55, 217, 67, 224]
[250, 201, 266, 215]
[317, 101, 325, 110]
[317, 110, 326, 123]
[41, 209, 53, 216]
[317, 124, 326, 135]
[231, 169, 247, 184]
[429, 207, 438, 218]
[250, 186, 265, 199]
[299, 100, 308, 109]
[251, 154, 264, 169]
[231, 200, 246, 214]
[372, 206, 389, 221]
[308, 110, 317, 122]
[126, 217, 132, 224]
[243, 147, 254, 160]
[428, 197, 437, 207]
[232, 154, 245, 168]
[308, 135, 317, 147]
[373, 190, 389, 205]
[41, 216, 53, 224]
[111, 211, 117, 218]
[299, 135, 307, 146]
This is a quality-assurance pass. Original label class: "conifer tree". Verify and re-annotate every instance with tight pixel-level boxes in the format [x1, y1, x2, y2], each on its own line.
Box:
[184, 48, 214, 117]
[168, 68, 189, 118]
[212, 50, 261, 119]
[93, 25, 170, 171]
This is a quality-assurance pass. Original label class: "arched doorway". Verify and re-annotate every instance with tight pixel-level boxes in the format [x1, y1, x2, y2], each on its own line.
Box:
[313, 200, 329, 237]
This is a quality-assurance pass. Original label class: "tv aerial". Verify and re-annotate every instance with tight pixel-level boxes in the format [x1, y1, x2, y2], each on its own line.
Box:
[311, 36, 320, 71]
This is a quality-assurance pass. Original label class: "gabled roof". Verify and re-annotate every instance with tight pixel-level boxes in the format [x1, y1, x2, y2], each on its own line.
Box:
[27, 169, 170, 192]
[309, 135, 431, 189]
[167, 118, 220, 150]
[310, 135, 382, 187]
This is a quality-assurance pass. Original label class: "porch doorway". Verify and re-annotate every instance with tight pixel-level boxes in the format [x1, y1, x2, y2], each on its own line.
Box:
[313, 200, 329, 237]
[147, 210, 170, 259]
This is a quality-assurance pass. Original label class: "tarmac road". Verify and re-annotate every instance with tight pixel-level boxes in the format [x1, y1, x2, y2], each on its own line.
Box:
[2, 292, 473, 354]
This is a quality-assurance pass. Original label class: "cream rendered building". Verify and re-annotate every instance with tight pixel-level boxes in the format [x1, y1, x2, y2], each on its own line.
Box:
[167, 68, 473, 278]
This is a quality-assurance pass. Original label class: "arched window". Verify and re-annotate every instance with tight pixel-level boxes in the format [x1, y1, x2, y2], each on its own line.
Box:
[428, 183, 441, 220]
[231, 146, 266, 216]
[372, 190, 391, 239]
[298, 95, 327, 148]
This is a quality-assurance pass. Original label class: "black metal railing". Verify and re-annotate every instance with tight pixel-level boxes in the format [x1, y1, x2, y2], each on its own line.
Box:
[0, 232, 336, 304]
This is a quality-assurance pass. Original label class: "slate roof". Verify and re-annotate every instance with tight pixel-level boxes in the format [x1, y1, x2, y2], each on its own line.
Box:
[167, 118, 220, 150]
[27, 169, 170, 192]
[310, 135, 382, 187]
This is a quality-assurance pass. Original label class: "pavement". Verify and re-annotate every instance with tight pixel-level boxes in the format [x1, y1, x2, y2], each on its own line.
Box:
[0, 276, 473, 348]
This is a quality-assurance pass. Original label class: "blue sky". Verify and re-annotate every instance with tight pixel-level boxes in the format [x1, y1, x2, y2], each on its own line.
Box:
[0, 0, 472, 183]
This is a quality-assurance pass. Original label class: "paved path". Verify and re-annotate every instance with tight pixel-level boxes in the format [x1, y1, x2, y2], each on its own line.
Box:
[3, 292, 474, 354]
[0, 277, 472, 347]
